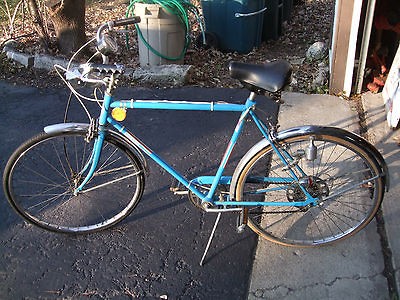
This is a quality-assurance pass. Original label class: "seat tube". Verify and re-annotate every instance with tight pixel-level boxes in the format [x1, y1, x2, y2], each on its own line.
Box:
[205, 93, 256, 202]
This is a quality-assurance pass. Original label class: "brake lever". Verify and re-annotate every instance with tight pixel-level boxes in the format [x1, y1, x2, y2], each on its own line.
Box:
[65, 64, 107, 86]
[65, 67, 82, 81]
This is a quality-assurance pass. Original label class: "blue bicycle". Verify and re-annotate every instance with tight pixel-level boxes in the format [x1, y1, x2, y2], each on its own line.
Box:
[3, 17, 389, 248]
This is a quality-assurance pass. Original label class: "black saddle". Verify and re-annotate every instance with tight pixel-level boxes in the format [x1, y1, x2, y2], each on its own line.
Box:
[229, 60, 293, 93]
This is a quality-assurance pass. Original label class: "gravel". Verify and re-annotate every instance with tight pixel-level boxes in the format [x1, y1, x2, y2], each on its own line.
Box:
[0, 0, 334, 92]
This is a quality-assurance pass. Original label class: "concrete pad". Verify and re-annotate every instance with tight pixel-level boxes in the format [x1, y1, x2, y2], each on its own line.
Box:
[362, 92, 400, 293]
[33, 53, 70, 70]
[5, 50, 34, 68]
[2, 42, 191, 86]
[278, 92, 359, 131]
[129, 64, 192, 86]
[248, 92, 388, 299]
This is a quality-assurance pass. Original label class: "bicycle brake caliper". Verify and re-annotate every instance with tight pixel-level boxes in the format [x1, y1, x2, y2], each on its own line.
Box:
[85, 118, 99, 142]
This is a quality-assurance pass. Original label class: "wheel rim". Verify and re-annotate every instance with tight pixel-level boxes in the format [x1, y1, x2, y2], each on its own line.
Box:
[236, 134, 383, 246]
[5, 132, 144, 233]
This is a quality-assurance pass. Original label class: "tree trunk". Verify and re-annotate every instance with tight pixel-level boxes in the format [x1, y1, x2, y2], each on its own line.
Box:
[47, 0, 86, 55]
[27, 0, 50, 50]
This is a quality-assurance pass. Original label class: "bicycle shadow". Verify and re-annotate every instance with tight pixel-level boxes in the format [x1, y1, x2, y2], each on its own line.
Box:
[199, 232, 257, 266]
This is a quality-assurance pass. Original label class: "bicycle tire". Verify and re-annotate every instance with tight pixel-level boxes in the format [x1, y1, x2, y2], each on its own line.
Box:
[3, 130, 145, 233]
[232, 131, 385, 247]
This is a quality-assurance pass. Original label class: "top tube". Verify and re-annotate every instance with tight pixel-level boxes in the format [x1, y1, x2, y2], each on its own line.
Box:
[110, 99, 251, 112]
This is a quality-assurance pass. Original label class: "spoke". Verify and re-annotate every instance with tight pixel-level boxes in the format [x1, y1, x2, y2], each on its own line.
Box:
[26, 189, 71, 211]
[97, 145, 120, 172]
[310, 209, 328, 241]
[16, 178, 67, 189]
[79, 139, 90, 172]
[51, 140, 71, 180]
[21, 162, 61, 186]
[318, 143, 341, 175]
[323, 206, 363, 224]
[320, 155, 361, 179]
[321, 175, 379, 203]
[19, 183, 70, 199]
[326, 167, 374, 185]
[334, 199, 371, 213]
[317, 208, 346, 237]
[332, 196, 375, 207]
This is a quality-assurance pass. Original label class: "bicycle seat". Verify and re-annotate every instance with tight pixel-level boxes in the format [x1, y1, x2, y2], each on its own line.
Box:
[229, 60, 293, 93]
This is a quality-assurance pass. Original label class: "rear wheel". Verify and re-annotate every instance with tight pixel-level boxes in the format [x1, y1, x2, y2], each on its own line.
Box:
[3, 131, 145, 233]
[233, 133, 384, 246]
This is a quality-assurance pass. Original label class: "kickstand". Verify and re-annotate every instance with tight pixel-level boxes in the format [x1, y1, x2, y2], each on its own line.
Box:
[200, 212, 222, 266]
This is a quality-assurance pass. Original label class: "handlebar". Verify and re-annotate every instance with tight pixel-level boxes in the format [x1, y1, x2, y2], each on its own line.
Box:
[61, 17, 141, 83]
[95, 16, 141, 62]
[64, 63, 125, 86]
[111, 16, 141, 27]
[96, 16, 141, 42]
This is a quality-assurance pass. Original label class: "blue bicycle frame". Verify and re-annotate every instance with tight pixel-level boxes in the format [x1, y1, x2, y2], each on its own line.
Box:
[76, 91, 318, 208]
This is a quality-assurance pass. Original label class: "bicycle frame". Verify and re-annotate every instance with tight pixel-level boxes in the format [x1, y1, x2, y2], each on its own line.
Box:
[75, 91, 319, 208]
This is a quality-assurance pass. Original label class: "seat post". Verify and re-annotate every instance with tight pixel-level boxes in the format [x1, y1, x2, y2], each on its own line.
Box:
[249, 91, 257, 101]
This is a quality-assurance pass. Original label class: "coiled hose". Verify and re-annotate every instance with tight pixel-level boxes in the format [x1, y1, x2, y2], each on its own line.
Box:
[126, 0, 204, 61]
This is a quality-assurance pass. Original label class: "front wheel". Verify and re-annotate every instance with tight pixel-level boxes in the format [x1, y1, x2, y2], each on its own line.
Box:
[3, 131, 145, 233]
[232, 132, 385, 247]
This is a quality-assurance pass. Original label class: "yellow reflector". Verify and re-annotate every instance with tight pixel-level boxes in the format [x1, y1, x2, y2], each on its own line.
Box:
[111, 108, 127, 121]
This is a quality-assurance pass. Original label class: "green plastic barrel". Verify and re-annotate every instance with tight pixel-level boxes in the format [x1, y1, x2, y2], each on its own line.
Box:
[201, 0, 266, 54]
[283, 0, 293, 21]
[263, 0, 284, 41]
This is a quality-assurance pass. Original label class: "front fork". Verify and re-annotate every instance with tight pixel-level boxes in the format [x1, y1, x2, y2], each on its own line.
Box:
[75, 76, 117, 194]
[74, 130, 105, 194]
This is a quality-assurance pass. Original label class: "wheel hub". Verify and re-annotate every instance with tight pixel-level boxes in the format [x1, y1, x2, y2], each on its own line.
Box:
[286, 176, 330, 203]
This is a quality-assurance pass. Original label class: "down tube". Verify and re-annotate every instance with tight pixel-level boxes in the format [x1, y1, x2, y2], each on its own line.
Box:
[107, 117, 207, 200]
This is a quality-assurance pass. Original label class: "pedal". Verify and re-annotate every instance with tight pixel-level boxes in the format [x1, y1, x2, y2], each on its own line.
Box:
[201, 201, 213, 210]
[237, 224, 247, 233]
[169, 187, 188, 195]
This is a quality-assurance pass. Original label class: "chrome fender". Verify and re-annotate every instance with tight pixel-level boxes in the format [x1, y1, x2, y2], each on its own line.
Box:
[44, 123, 148, 175]
[230, 125, 389, 198]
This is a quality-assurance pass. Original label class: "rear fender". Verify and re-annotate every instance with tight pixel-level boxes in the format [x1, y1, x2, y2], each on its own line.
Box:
[280, 126, 389, 190]
[229, 125, 389, 198]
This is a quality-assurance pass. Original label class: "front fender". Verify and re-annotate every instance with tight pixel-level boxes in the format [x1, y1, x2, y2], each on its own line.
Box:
[230, 125, 389, 198]
[44, 123, 148, 175]
[44, 123, 89, 133]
